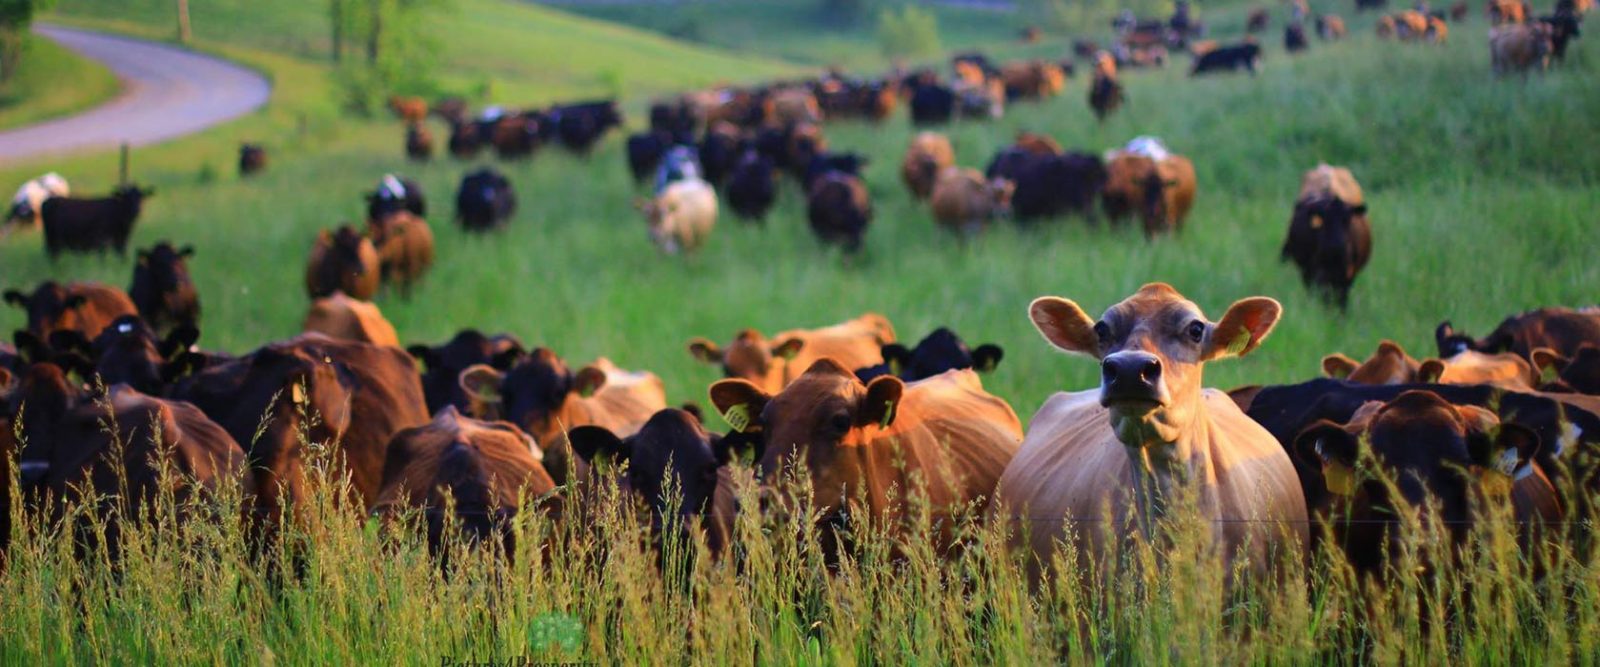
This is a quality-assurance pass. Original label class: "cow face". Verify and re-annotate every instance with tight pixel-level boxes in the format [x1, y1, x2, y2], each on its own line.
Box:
[688, 330, 805, 394]
[878, 328, 1004, 382]
[569, 409, 739, 541]
[1533, 344, 1600, 394]
[458, 348, 606, 441]
[136, 242, 196, 294]
[5, 282, 89, 337]
[1030, 283, 1280, 447]
[72, 315, 201, 395]
[408, 330, 526, 414]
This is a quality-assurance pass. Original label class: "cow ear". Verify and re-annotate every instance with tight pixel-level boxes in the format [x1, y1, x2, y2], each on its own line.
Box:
[1321, 353, 1359, 379]
[1202, 296, 1281, 361]
[490, 346, 526, 370]
[713, 429, 764, 467]
[568, 425, 629, 464]
[1293, 419, 1358, 468]
[708, 379, 769, 433]
[1434, 321, 1458, 355]
[63, 295, 88, 310]
[574, 366, 607, 398]
[178, 245, 196, 258]
[880, 343, 911, 377]
[687, 337, 724, 364]
[161, 351, 209, 384]
[55, 352, 96, 385]
[1466, 417, 1540, 481]
[858, 375, 905, 429]
[405, 345, 436, 370]
[1348, 204, 1367, 216]
[160, 326, 201, 359]
[1530, 347, 1568, 385]
[459, 364, 506, 404]
[2, 290, 26, 307]
[771, 336, 805, 360]
[972, 344, 1004, 372]
[1417, 359, 1446, 384]
[1029, 296, 1100, 357]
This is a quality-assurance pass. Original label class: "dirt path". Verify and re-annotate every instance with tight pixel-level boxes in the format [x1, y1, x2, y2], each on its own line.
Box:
[0, 24, 271, 165]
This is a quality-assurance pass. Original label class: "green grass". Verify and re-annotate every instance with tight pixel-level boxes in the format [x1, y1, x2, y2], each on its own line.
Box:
[0, 33, 120, 131]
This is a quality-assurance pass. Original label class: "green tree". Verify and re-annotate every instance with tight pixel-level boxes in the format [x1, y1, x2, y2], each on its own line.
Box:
[0, 0, 55, 83]
[332, 0, 455, 114]
[877, 5, 941, 58]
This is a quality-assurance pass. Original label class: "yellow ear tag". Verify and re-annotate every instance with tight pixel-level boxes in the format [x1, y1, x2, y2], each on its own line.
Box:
[723, 403, 752, 433]
[879, 400, 895, 429]
[1322, 462, 1356, 496]
[1540, 364, 1560, 385]
[291, 383, 305, 404]
[1225, 327, 1252, 356]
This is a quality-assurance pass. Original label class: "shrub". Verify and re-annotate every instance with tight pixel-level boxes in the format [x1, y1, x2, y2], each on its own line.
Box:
[877, 5, 942, 59]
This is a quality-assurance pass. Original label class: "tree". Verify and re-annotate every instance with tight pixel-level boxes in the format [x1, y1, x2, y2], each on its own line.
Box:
[331, 0, 455, 114]
[176, 0, 191, 43]
[877, 5, 941, 58]
[0, 0, 55, 83]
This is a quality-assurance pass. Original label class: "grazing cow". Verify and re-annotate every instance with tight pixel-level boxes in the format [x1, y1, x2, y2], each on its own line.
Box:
[5, 172, 69, 234]
[302, 292, 400, 347]
[1489, 0, 1527, 23]
[689, 313, 897, 395]
[1000, 60, 1067, 100]
[853, 327, 1004, 383]
[1247, 7, 1270, 31]
[806, 172, 873, 253]
[448, 119, 483, 159]
[637, 177, 717, 255]
[1102, 139, 1197, 236]
[625, 131, 673, 184]
[405, 124, 433, 161]
[1538, 13, 1582, 61]
[999, 284, 1307, 573]
[366, 174, 427, 223]
[1285, 22, 1310, 51]
[5, 281, 137, 339]
[1291, 390, 1560, 575]
[1381, 9, 1430, 38]
[238, 144, 267, 177]
[766, 88, 821, 126]
[1191, 41, 1262, 75]
[725, 151, 779, 223]
[1316, 14, 1347, 39]
[697, 122, 744, 186]
[1532, 345, 1600, 394]
[456, 168, 516, 232]
[128, 242, 199, 333]
[1436, 307, 1600, 360]
[1281, 164, 1371, 309]
[710, 360, 1023, 552]
[304, 226, 379, 300]
[1088, 53, 1125, 121]
[1008, 151, 1107, 223]
[1321, 340, 1537, 391]
[458, 350, 667, 486]
[930, 167, 1013, 236]
[170, 334, 429, 517]
[901, 132, 956, 201]
[372, 406, 557, 553]
[367, 211, 435, 296]
[569, 408, 741, 557]
[910, 82, 957, 125]
[550, 100, 623, 154]
[408, 330, 527, 415]
[490, 113, 541, 160]
[39, 185, 154, 258]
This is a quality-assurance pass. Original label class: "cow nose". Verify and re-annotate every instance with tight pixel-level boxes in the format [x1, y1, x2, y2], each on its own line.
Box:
[1102, 353, 1161, 391]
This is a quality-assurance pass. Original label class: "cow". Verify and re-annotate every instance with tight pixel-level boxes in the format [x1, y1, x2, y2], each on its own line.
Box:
[954, 78, 1006, 120]
[1247, 7, 1270, 31]
[372, 406, 557, 554]
[709, 360, 1022, 553]
[51, 314, 201, 396]
[169, 334, 429, 521]
[1426, 15, 1449, 41]
[128, 242, 200, 334]
[807, 172, 873, 254]
[239, 144, 267, 177]
[1285, 22, 1310, 51]
[1436, 307, 1600, 361]
[5, 281, 137, 339]
[697, 122, 744, 187]
[458, 350, 667, 485]
[1290, 390, 1561, 575]
[550, 100, 623, 154]
[568, 408, 742, 557]
[408, 330, 527, 415]
[1281, 164, 1371, 309]
[5, 172, 69, 234]
[999, 283, 1308, 574]
[405, 124, 433, 161]
[448, 119, 483, 159]
[1532, 345, 1600, 394]
[456, 168, 516, 232]
[930, 167, 1013, 236]
[1538, 12, 1582, 61]
[1321, 340, 1537, 391]
[1088, 52, 1124, 122]
[901, 132, 956, 201]
[625, 131, 674, 184]
[909, 81, 957, 126]
[367, 210, 434, 297]
[637, 177, 717, 255]
[803, 152, 867, 193]
[305, 226, 379, 300]
[1013, 131, 1062, 156]
[302, 292, 400, 347]
[853, 327, 1004, 383]
[689, 313, 897, 395]
[1102, 140, 1197, 236]
[1007, 151, 1107, 223]
[366, 174, 427, 223]
[388, 95, 428, 124]
[1190, 41, 1262, 75]
[1489, 0, 1527, 24]
[1316, 14, 1347, 39]
[1000, 60, 1067, 100]
[766, 88, 821, 127]
[725, 151, 779, 223]
[1379, 9, 1429, 38]
[783, 123, 829, 178]
[39, 185, 154, 258]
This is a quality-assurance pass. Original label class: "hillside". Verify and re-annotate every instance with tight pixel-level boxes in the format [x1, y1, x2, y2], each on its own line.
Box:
[0, 33, 120, 131]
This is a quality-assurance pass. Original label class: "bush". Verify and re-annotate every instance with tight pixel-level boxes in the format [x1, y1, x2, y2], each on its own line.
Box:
[877, 5, 942, 59]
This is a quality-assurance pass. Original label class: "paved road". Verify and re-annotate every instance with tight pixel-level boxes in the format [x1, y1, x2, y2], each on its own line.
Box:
[0, 24, 271, 165]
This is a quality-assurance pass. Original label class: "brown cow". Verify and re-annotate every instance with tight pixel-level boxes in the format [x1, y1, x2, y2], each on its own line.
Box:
[1000, 60, 1067, 100]
[689, 313, 897, 395]
[1532, 344, 1600, 394]
[1321, 340, 1537, 391]
[900, 131, 956, 201]
[930, 167, 1013, 236]
[4, 281, 137, 339]
[999, 283, 1308, 572]
[1489, 0, 1528, 24]
[1013, 131, 1062, 156]
[1426, 15, 1449, 42]
[305, 225, 380, 300]
[1491, 22, 1554, 74]
[1102, 148, 1197, 236]
[1436, 307, 1600, 361]
[302, 292, 400, 347]
[1316, 14, 1347, 39]
[405, 123, 433, 161]
[1088, 52, 1124, 122]
[767, 88, 822, 126]
[388, 96, 428, 124]
[709, 360, 1022, 550]
[367, 210, 435, 297]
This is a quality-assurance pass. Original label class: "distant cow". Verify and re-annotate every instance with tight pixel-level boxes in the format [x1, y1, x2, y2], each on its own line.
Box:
[697, 122, 744, 186]
[1489, 0, 1527, 24]
[806, 172, 873, 253]
[366, 174, 427, 223]
[1436, 307, 1600, 360]
[4, 281, 137, 339]
[305, 226, 378, 300]
[1007, 151, 1107, 223]
[407, 330, 527, 415]
[1321, 339, 1537, 391]
[448, 119, 483, 159]
[1285, 22, 1310, 51]
[1102, 141, 1197, 236]
[901, 132, 956, 201]
[39, 185, 154, 258]
[853, 327, 1004, 383]
[930, 167, 1013, 235]
[239, 144, 267, 177]
[1281, 164, 1371, 309]
[725, 151, 779, 222]
[638, 177, 717, 255]
[367, 211, 434, 296]
[909, 83, 957, 125]
[302, 292, 400, 347]
[1000, 60, 1067, 100]
[550, 100, 623, 154]
[625, 130, 673, 184]
[389, 96, 428, 123]
[1000, 283, 1307, 573]
[1316, 14, 1347, 39]
[456, 168, 516, 232]
[52, 315, 201, 396]
[1088, 53, 1124, 121]
[689, 313, 897, 395]
[1538, 13, 1582, 61]
[405, 124, 433, 161]
[5, 172, 69, 233]
[129, 241, 200, 333]
[1246, 7, 1270, 31]
[1191, 42, 1262, 75]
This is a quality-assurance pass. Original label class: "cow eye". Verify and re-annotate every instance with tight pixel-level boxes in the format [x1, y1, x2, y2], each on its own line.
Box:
[1185, 320, 1206, 343]
[1093, 322, 1111, 344]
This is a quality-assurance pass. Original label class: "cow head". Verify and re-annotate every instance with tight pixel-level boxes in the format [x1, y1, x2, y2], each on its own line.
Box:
[72, 315, 201, 395]
[457, 347, 606, 443]
[407, 329, 526, 413]
[5, 282, 89, 337]
[1532, 344, 1600, 394]
[878, 327, 1004, 382]
[1029, 283, 1280, 449]
[689, 329, 805, 395]
[1433, 321, 1484, 358]
[1322, 340, 1420, 385]
[134, 242, 197, 317]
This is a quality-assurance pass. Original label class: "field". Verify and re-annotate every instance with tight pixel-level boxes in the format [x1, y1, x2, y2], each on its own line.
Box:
[0, 33, 119, 132]
[2, 0, 1600, 662]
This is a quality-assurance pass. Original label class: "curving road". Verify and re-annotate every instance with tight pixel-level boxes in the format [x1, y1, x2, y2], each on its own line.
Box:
[0, 24, 271, 165]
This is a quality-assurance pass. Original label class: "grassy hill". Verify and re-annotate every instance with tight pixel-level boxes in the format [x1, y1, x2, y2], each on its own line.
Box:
[0, 33, 120, 131]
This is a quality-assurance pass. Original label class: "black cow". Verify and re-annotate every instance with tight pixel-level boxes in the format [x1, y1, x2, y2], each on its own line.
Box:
[129, 241, 200, 333]
[806, 172, 872, 254]
[1285, 22, 1309, 52]
[1191, 42, 1262, 75]
[1539, 12, 1582, 62]
[238, 144, 267, 177]
[47, 315, 201, 396]
[1436, 308, 1600, 360]
[366, 175, 427, 223]
[725, 151, 778, 222]
[1281, 195, 1371, 310]
[802, 152, 868, 192]
[697, 124, 745, 186]
[1534, 344, 1600, 395]
[448, 120, 483, 159]
[853, 328, 1004, 383]
[455, 169, 516, 232]
[910, 84, 957, 125]
[550, 101, 623, 154]
[648, 101, 698, 143]
[626, 131, 674, 184]
[1007, 151, 1106, 222]
[40, 185, 154, 258]
[407, 329, 527, 415]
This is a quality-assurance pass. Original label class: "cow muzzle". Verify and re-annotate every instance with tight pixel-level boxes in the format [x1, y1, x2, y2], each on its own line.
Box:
[1100, 351, 1165, 409]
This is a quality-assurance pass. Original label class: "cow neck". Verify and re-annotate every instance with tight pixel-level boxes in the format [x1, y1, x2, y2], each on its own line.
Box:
[1113, 381, 1208, 531]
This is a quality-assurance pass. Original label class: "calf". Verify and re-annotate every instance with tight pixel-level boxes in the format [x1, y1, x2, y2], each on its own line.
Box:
[302, 292, 400, 347]
[901, 131, 956, 201]
[238, 144, 267, 177]
[930, 167, 1012, 235]
[456, 168, 516, 232]
[40, 185, 154, 258]
[5, 172, 69, 233]
[689, 313, 897, 395]
[1191, 42, 1262, 75]
[367, 211, 435, 297]
[304, 226, 379, 300]
[1436, 307, 1600, 360]
[407, 330, 526, 414]
[129, 241, 200, 333]
[854, 327, 1004, 383]
[806, 172, 873, 253]
[637, 177, 716, 255]
[1281, 164, 1371, 309]
[5, 281, 137, 339]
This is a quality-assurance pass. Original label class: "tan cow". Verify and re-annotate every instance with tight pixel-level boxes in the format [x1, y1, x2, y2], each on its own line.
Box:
[930, 167, 1013, 235]
[1103, 147, 1197, 236]
[1322, 340, 1537, 391]
[710, 360, 1022, 550]
[302, 292, 400, 348]
[637, 178, 717, 255]
[689, 313, 897, 395]
[998, 283, 1308, 572]
[367, 210, 435, 296]
[900, 132, 956, 201]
